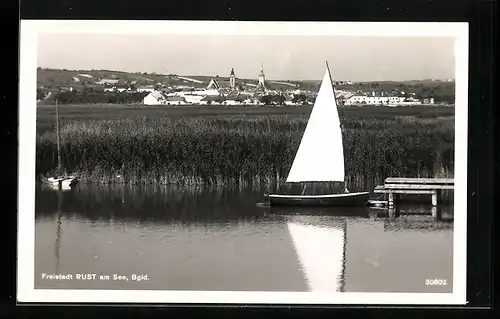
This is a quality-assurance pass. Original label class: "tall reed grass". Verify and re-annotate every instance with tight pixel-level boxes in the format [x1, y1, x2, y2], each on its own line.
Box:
[36, 114, 454, 190]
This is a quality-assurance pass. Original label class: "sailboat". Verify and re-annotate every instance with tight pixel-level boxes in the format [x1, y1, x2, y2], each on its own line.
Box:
[268, 62, 369, 206]
[46, 99, 78, 190]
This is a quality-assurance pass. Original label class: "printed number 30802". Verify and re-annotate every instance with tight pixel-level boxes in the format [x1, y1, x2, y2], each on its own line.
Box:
[425, 279, 447, 286]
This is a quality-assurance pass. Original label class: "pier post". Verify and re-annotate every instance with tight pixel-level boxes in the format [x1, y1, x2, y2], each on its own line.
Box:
[388, 207, 400, 219]
[388, 192, 394, 209]
[394, 194, 400, 205]
[394, 193, 401, 217]
[388, 208, 395, 219]
[431, 206, 442, 220]
[432, 190, 438, 206]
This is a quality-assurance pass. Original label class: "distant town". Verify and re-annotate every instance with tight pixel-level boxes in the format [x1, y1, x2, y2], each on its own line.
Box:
[36, 65, 455, 107]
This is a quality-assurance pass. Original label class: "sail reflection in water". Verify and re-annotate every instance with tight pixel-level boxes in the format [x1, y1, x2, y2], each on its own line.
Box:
[35, 185, 453, 293]
[287, 217, 346, 292]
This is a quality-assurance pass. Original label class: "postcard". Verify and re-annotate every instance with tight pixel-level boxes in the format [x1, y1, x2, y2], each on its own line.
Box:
[18, 20, 468, 305]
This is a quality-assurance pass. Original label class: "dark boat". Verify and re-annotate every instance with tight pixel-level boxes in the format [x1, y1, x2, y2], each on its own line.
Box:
[268, 192, 370, 207]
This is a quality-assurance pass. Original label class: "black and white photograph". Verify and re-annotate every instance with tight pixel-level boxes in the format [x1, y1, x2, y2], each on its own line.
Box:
[18, 20, 468, 304]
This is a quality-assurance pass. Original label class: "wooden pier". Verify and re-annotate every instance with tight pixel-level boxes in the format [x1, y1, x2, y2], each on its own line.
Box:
[374, 177, 454, 209]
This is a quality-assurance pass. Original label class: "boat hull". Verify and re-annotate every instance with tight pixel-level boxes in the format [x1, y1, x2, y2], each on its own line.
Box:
[268, 192, 370, 207]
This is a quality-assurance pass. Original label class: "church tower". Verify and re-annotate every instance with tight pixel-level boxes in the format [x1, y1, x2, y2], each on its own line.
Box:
[229, 68, 236, 90]
[256, 63, 266, 92]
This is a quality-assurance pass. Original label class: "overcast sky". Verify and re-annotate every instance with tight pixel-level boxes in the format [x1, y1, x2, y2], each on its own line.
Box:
[37, 34, 455, 81]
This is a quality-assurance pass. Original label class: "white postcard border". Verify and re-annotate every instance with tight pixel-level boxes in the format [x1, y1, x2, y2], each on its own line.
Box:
[18, 20, 468, 305]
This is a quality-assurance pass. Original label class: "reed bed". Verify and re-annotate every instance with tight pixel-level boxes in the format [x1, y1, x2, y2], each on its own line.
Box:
[36, 113, 454, 190]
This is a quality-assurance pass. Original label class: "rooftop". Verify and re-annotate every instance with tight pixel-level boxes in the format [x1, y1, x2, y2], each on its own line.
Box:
[147, 91, 166, 100]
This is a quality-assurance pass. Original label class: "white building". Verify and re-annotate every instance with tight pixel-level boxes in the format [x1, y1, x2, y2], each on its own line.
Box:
[137, 85, 156, 93]
[165, 96, 188, 105]
[199, 95, 223, 105]
[224, 99, 240, 106]
[223, 90, 242, 106]
[242, 98, 255, 105]
[183, 88, 221, 97]
[387, 96, 406, 105]
[170, 87, 223, 104]
[284, 95, 295, 106]
[335, 90, 354, 99]
[344, 91, 408, 106]
[197, 89, 220, 96]
[181, 93, 204, 104]
[104, 86, 132, 93]
[143, 91, 168, 105]
[399, 98, 422, 105]
[345, 93, 368, 105]
[95, 79, 119, 85]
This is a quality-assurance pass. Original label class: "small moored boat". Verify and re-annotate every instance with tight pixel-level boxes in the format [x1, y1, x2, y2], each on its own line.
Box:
[45, 99, 78, 190]
[47, 176, 78, 190]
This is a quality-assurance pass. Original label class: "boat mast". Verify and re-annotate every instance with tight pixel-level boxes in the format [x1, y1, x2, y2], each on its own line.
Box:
[325, 60, 345, 132]
[55, 99, 61, 176]
[326, 61, 347, 190]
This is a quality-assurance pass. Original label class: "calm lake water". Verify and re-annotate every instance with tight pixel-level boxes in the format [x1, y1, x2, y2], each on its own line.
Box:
[35, 184, 454, 293]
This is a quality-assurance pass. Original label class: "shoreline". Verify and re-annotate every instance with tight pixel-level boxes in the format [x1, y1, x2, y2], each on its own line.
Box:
[38, 173, 455, 206]
[40, 170, 454, 188]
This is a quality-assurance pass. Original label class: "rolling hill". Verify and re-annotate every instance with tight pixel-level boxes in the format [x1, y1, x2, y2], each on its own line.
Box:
[36, 68, 307, 92]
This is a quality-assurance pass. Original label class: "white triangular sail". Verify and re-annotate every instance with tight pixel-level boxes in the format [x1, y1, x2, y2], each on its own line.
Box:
[287, 219, 345, 292]
[286, 65, 344, 183]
